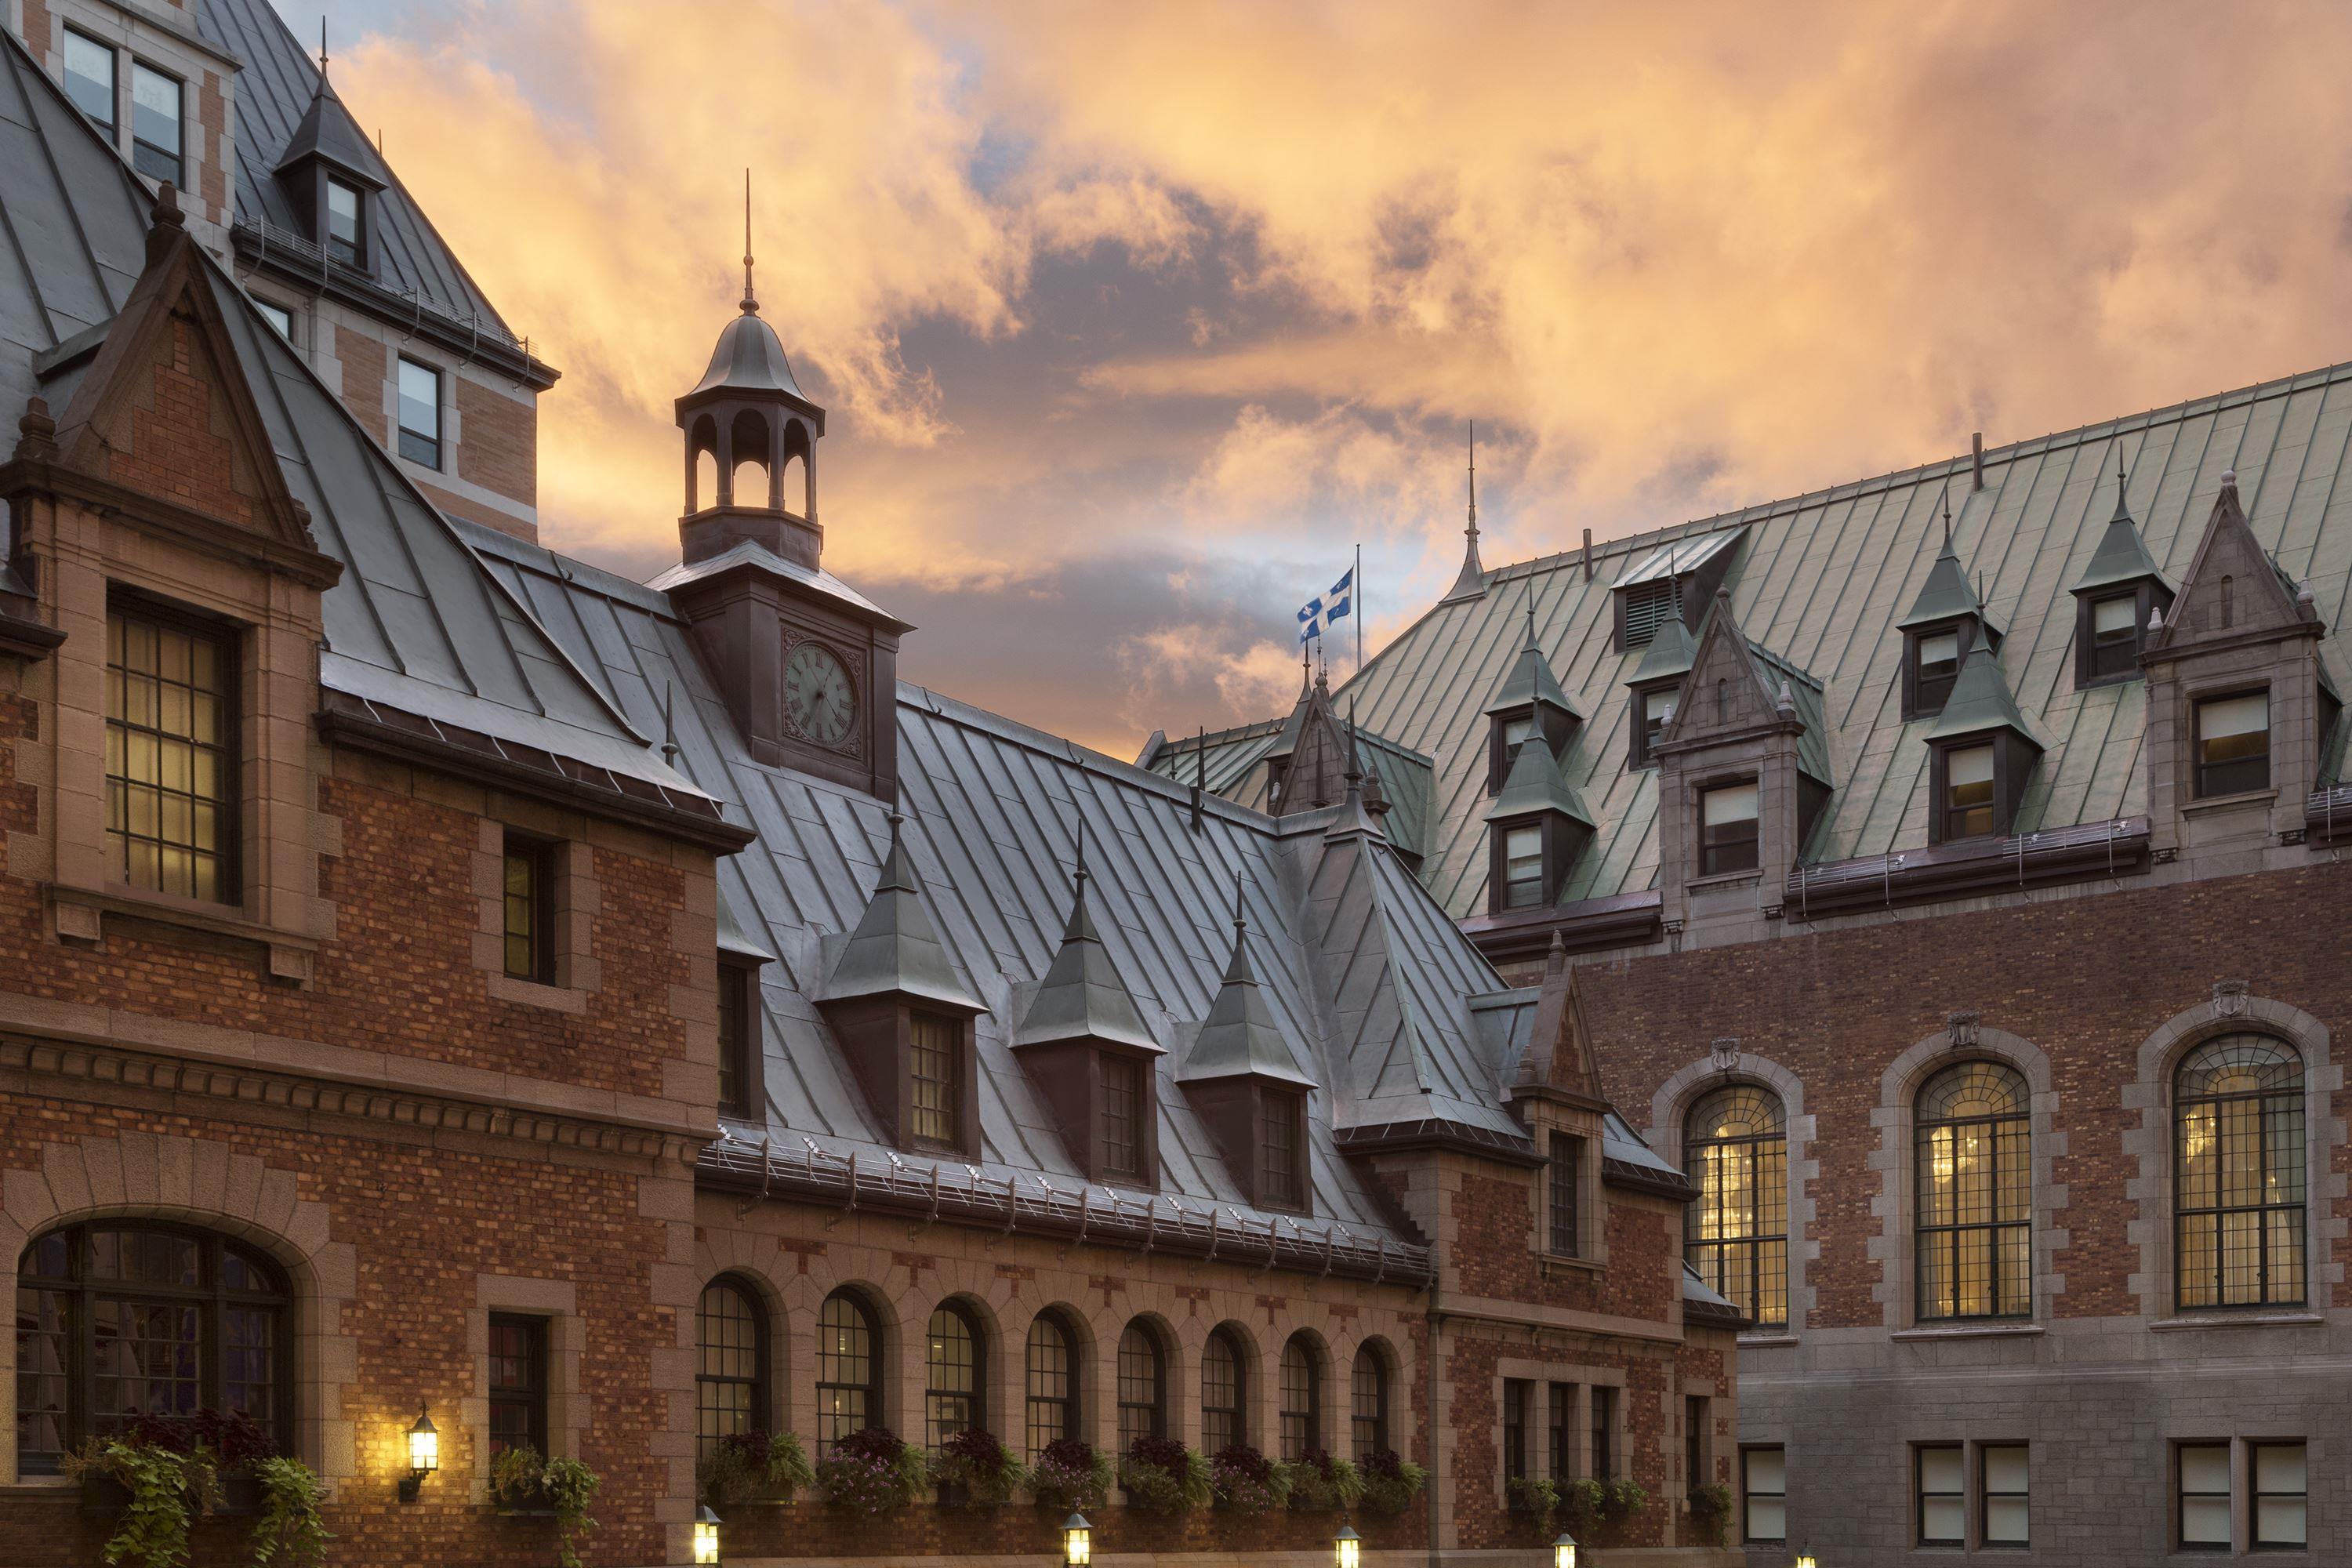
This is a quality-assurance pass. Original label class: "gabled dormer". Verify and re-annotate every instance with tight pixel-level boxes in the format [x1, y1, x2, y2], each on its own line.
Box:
[1178, 882, 1317, 1214]
[271, 71, 390, 275]
[2143, 470, 2332, 860]
[1010, 833, 1163, 1188]
[2069, 456, 2174, 689]
[1506, 935, 1607, 1264]
[818, 814, 987, 1159]
[1483, 602, 1582, 793]
[1920, 648, 2045, 843]
[1611, 526, 1744, 652]
[1897, 499, 2002, 720]
[1484, 726, 1594, 914]
[1624, 586, 1698, 769]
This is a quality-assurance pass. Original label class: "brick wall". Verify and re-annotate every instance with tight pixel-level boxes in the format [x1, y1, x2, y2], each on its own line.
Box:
[456, 376, 536, 510]
[335, 328, 387, 443]
[107, 318, 255, 525]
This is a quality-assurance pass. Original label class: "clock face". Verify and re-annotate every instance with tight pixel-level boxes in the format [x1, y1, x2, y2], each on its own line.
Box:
[783, 640, 858, 748]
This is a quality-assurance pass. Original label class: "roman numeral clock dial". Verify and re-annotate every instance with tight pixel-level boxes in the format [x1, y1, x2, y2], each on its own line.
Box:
[783, 639, 858, 749]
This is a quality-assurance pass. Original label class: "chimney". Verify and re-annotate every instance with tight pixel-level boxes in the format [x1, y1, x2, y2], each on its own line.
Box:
[1971, 432, 1985, 492]
[1581, 528, 1593, 581]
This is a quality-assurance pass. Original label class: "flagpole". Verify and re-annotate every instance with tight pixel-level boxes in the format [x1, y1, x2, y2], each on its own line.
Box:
[1354, 543, 1363, 681]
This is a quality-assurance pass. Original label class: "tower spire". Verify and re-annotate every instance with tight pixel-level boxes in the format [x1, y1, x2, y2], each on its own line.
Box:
[1445, 419, 1486, 601]
[741, 169, 758, 315]
[1468, 419, 1479, 539]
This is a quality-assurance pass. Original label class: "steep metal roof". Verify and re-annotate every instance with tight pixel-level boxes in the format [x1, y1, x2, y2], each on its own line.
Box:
[1145, 713, 1435, 860]
[1325, 361, 2352, 917]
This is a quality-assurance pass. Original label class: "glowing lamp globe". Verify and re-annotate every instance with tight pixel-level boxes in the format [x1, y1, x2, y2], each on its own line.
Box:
[1063, 1512, 1093, 1568]
[1552, 1532, 1578, 1568]
[1334, 1524, 1361, 1568]
[694, 1504, 723, 1565]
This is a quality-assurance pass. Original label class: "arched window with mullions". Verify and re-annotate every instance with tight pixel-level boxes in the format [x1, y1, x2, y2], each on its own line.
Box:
[1349, 1342, 1390, 1459]
[2176, 1033, 2307, 1309]
[924, 1301, 985, 1453]
[1116, 1319, 1167, 1453]
[1684, 1085, 1789, 1330]
[1278, 1334, 1320, 1460]
[815, 1290, 881, 1456]
[16, 1225, 290, 1476]
[1915, 1062, 2031, 1320]
[1024, 1313, 1079, 1458]
[1202, 1325, 1248, 1454]
[695, 1276, 768, 1458]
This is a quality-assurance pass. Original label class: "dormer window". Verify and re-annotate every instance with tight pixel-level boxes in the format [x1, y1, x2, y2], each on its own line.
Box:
[1102, 1054, 1146, 1181]
[1922, 648, 2044, 844]
[1621, 579, 1676, 648]
[1698, 781, 1759, 876]
[1485, 735, 1595, 914]
[1916, 629, 1961, 711]
[1258, 1090, 1304, 1210]
[325, 178, 365, 267]
[2089, 595, 2137, 680]
[1612, 528, 1745, 652]
[1501, 713, 1534, 755]
[2194, 691, 2270, 797]
[1628, 682, 1679, 768]
[1940, 743, 1994, 839]
[909, 1011, 964, 1148]
[1501, 825, 1542, 908]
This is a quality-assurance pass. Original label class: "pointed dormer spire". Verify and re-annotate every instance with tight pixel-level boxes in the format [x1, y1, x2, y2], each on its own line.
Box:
[741, 169, 758, 315]
[318, 18, 328, 82]
[1941, 485, 1953, 549]
[1345, 699, 1364, 789]
[1444, 419, 1486, 602]
[821, 810, 982, 1010]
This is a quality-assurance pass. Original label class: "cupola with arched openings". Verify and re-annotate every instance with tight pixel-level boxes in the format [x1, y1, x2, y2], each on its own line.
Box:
[675, 241, 828, 571]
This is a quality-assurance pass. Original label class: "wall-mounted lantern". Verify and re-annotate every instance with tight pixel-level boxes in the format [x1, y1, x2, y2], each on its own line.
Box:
[397, 1406, 438, 1502]
[1063, 1512, 1093, 1568]
[693, 1504, 723, 1564]
[1552, 1531, 1578, 1568]
[1334, 1523, 1361, 1568]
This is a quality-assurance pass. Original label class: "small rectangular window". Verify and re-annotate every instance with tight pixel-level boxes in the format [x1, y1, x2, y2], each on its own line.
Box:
[2178, 1443, 2230, 1551]
[2253, 1443, 2306, 1549]
[1699, 781, 1759, 876]
[1685, 1396, 1708, 1499]
[1501, 1378, 1530, 1483]
[1981, 1443, 2029, 1546]
[909, 1012, 960, 1148]
[1918, 1445, 1964, 1544]
[64, 30, 115, 132]
[1642, 686, 1678, 760]
[1590, 1386, 1616, 1480]
[1945, 742, 1996, 840]
[255, 300, 293, 339]
[325, 177, 364, 266]
[1548, 1131, 1581, 1256]
[2194, 691, 2270, 797]
[1547, 1383, 1574, 1482]
[1503, 823, 1544, 909]
[501, 831, 556, 983]
[487, 1312, 549, 1460]
[716, 962, 752, 1117]
[106, 604, 234, 902]
[1258, 1090, 1303, 1208]
[1102, 1053, 1143, 1179]
[2091, 593, 2140, 679]
[397, 358, 442, 469]
[1742, 1446, 1786, 1543]
[129, 61, 181, 183]
[1917, 628, 1962, 710]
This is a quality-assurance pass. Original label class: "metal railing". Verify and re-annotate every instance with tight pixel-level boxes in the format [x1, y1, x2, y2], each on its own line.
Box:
[1787, 815, 2148, 914]
[232, 218, 537, 366]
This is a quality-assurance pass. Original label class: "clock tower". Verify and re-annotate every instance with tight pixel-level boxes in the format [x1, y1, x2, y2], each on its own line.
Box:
[655, 250, 909, 801]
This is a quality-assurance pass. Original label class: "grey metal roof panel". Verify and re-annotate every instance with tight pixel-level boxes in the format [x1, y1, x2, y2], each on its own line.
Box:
[645, 539, 900, 623]
[1317, 361, 2352, 914]
[1614, 527, 1744, 586]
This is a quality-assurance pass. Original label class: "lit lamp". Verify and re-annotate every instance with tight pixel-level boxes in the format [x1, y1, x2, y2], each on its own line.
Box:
[1793, 1554, 1819, 1568]
[1062, 1512, 1093, 1568]
[1552, 1531, 1577, 1568]
[1334, 1523, 1361, 1568]
[693, 1504, 723, 1565]
[397, 1406, 438, 1502]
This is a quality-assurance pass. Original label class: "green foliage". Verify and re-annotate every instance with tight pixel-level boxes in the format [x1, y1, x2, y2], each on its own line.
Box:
[1603, 1479, 1650, 1517]
[1279, 1452, 1364, 1511]
[1355, 1452, 1427, 1518]
[64, 1439, 218, 1568]
[541, 1457, 601, 1568]
[1559, 1476, 1606, 1521]
[489, 1444, 546, 1509]
[930, 1429, 1030, 1504]
[1507, 1475, 1560, 1533]
[1690, 1483, 1733, 1548]
[247, 1457, 332, 1568]
[1026, 1438, 1114, 1512]
[1117, 1437, 1211, 1515]
[814, 1428, 927, 1514]
[698, 1430, 815, 1504]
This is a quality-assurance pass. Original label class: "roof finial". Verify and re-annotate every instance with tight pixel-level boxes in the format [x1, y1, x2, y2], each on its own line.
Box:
[318, 18, 328, 81]
[1467, 419, 1479, 540]
[2114, 447, 2131, 521]
[1232, 871, 1246, 935]
[1345, 699, 1364, 786]
[740, 169, 758, 315]
[661, 681, 678, 765]
[1074, 818, 1087, 893]
[1525, 590, 1537, 651]
[1940, 485, 1953, 549]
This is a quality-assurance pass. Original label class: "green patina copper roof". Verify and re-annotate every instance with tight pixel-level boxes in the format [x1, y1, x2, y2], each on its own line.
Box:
[823, 815, 985, 1011]
[2071, 465, 2171, 596]
[1484, 731, 1595, 826]
[1922, 647, 2045, 749]
[1898, 528, 1994, 631]
[1483, 603, 1581, 718]
[1628, 592, 1700, 686]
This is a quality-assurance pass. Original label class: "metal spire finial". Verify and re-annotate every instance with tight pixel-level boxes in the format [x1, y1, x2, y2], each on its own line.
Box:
[741, 169, 758, 315]
[661, 682, 678, 765]
[1232, 871, 1246, 934]
[318, 19, 328, 81]
[1467, 419, 1479, 542]
[1074, 818, 1087, 891]
[1940, 485, 1953, 549]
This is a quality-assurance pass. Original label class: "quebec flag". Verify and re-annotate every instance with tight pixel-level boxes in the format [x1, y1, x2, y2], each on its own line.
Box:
[1296, 568, 1354, 644]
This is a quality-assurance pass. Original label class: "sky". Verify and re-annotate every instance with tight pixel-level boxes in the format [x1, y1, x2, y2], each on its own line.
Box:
[277, 0, 2352, 757]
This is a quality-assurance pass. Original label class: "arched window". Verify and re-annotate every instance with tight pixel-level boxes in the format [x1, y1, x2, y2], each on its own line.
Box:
[1349, 1342, 1390, 1459]
[695, 1276, 768, 1457]
[1202, 1326, 1247, 1454]
[924, 1302, 984, 1453]
[1278, 1334, 1319, 1460]
[815, 1290, 880, 1456]
[1915, 1062, 2031, 1320]
[1025, 1313, 1079, 1458]
[2176, 1034, 2306, 1308]
[1684, 1085, 1789, 1329]
[15, 1225, 289, 1475]
[1116, 1320, 1166, 1454]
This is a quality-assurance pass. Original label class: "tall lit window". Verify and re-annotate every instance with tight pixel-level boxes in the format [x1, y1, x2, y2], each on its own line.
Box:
[2254, 1442, 2307, 1548]
[1258, 1091, 1302, 1210]
[14, 1225, 286, 1475]
[924, 1304, 981, 1454]
[2089, 593, 2140, 681]
[397, 358, 441, 469]
[1684, 1085, 1788, 1329]
[1915, 1061, 2031, 1320]
[107, 606, 232, 902]
[909, 1013, 960, 1148]
[1698, 781, 1759, 876]
[1918, 1445, 1964, 1544]
[1548, 1131, 1582, 1256]
[2176, 1033, 2305, 1309]
[1201, 1327, 1245, 1454]
[325, 178, 363, 267]
[2178, 1443, 2230, 1550]
[1349, 1344, 1388, 1459]
[695, 1277, 765, 1459]
[129, 61, 181, 183]
[487, 1313, 547, 1459]
[1102, 1054, 1143, 1179]
[1502, 824, 1543, 908]
[1915, 629, 1962, 712]
[1116, 1321, 1166, 1452]
[501, 831, 554, 982]
[2194, 691, 2270, 797]
[1742, 1446, 1786, 1544]
[1278, 1335, 1318, 1461]
[815, 1290, 878, 1456]
[1943, 743, 1996, 840]
[64, 30, 114, 132]
[1024, 1314, 1076, 1458]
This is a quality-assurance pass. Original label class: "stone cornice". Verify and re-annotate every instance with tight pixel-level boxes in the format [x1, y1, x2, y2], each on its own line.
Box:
[0, 458, 345, 590]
